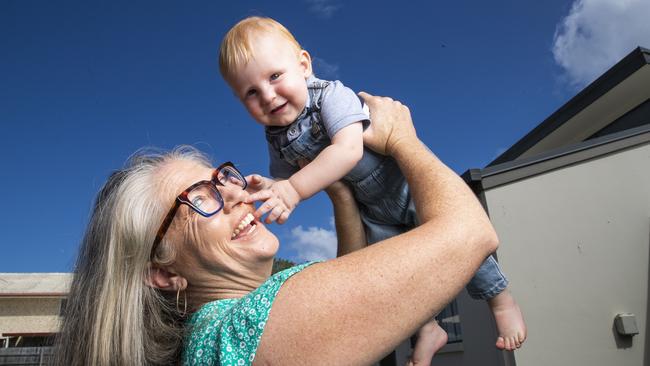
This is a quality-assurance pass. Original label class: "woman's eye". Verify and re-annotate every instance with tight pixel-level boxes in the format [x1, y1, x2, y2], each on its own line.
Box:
[270, 73, 280, 81]
[192, 196, 205, 208]
[224, 174, 241, 186]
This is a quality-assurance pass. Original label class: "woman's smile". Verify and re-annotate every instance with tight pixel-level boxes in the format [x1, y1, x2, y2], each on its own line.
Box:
[231, 213, 258, 240]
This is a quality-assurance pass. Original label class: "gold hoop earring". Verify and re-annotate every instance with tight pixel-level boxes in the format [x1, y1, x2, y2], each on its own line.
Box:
[176, 288, 187, 317]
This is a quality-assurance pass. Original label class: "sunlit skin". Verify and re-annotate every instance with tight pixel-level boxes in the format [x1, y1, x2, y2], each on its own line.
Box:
[155, 159, 279, 308]
[407, 289, 526, 364]
[222, 29, 527, 360]
[489, 289, 527, 351]
[407, 321, 448, 366]
[227, 32, 312, 127]
[142, 92, 506, 365]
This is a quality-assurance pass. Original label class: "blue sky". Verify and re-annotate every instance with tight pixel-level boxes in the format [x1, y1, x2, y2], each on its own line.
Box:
[2, 0, 649, 272]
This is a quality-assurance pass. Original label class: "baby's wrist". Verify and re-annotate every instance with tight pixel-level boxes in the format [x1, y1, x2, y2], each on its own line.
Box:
[287, 177, 306, 202]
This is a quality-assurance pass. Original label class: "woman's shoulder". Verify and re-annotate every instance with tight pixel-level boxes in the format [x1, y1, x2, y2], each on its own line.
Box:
[265, 262, 317, 287]
[228, 262, 319, 322]
[182, 262, 318, 365]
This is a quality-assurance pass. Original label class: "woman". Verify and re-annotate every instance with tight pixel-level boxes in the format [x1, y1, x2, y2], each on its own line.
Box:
[54, 93, 498, 365]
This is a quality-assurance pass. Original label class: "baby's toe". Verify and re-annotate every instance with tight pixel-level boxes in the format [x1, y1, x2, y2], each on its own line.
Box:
[495, 336, 505, 350]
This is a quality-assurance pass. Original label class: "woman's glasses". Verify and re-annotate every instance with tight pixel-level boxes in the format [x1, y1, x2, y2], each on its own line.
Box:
[150, 162, 247, 260]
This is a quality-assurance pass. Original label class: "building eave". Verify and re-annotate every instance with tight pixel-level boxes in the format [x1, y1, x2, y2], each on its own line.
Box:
[488, 46, 650, 166]
[464, 123, 650, 191]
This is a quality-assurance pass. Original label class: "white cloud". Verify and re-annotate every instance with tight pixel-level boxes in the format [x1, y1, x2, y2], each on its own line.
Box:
[289, 220, 337, 262]
[552, 0, 650, 88]
[306, 0, 341, 19]
[312, 57, 340, 80]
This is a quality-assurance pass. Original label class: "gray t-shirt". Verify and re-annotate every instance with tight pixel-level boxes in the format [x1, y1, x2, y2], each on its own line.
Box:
[265, 75, 369, 179]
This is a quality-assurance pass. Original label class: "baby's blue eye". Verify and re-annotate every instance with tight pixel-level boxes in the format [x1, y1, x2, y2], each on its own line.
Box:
[245, 89, 257, 97]
[270, 73, 280, 81]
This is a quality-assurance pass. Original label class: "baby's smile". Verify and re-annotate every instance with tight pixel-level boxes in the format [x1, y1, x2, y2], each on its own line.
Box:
[270, 102, 288, 114]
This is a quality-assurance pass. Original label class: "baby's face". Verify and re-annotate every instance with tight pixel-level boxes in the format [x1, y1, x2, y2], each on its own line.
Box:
[228, 32, 312, 127]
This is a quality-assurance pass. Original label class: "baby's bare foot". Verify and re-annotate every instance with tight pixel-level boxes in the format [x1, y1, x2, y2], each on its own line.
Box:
[488, 288, 527, 351]
[406, 320, 448, 366]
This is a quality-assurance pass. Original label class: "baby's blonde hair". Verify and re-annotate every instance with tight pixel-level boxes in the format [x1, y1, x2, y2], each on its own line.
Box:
[219, 16, 302, 82]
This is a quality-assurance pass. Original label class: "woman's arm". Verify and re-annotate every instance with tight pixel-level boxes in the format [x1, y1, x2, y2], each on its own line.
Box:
[324, 181, 367, 257]
[256, 93, 499, 366]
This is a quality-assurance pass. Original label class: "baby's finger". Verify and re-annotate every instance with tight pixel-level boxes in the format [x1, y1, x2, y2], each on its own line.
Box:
[245, 189, 274, 204]
[277, 211, 291, 225]
[245, 174, 263, 190]
[254, 199, 276, 219]
[265, 205, 286, 224]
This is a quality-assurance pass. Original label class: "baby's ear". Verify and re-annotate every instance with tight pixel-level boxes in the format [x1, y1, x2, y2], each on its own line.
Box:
[300, 49, 313, 77]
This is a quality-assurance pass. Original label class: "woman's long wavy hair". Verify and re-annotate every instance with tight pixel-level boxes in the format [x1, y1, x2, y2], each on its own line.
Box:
[53, 146, 212, 366]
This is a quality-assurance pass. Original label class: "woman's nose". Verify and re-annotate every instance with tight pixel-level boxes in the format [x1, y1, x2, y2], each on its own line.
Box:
[220, 185, 249, 214]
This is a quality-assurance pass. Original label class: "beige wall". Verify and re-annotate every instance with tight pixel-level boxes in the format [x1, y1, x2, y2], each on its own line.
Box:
[0, 298, 62, 334]
[484, 142, 650, 365]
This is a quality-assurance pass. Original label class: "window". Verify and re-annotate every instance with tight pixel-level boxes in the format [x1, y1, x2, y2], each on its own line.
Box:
[436, 300, 462, 343]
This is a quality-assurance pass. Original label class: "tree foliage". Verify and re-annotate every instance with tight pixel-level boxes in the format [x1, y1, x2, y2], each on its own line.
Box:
[272, 257, 296, 274]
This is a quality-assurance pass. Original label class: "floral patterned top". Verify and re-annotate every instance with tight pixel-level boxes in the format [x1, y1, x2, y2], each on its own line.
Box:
[182, 262, 316, 365]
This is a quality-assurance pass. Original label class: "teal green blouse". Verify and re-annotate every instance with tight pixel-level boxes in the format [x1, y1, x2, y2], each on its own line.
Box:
[182, 262, 316, 366]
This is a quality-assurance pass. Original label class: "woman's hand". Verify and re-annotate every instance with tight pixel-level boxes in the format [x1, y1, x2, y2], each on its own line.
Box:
[358, 91, 418, 156]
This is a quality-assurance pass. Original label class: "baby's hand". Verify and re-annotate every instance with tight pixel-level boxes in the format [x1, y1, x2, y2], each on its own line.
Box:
[246, 179, 301, 224]
[245, 174, 275, 193]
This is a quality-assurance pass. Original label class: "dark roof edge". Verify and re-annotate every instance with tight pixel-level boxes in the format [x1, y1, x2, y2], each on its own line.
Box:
[0, 293, 67, 298]
[460, 168, 483, 195]
[488, 46, 650, 167]
[463, 123, 650, 191]
[1, 332, 56, 337]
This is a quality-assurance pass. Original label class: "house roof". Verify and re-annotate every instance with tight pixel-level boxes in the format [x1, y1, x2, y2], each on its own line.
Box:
[0, 273, 72, 297]
[464, 124, 650, 192]
[489, 46, 650, 166]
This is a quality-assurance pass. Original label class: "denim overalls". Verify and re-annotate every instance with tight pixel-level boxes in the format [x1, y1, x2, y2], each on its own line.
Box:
[266, 77, 507, 300]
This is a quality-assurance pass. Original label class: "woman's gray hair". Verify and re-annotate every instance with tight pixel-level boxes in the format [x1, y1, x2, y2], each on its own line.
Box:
[54, 146, 212, 366]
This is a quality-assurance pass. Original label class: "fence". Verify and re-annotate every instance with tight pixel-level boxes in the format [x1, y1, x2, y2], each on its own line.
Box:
[0, 347, 53, 366]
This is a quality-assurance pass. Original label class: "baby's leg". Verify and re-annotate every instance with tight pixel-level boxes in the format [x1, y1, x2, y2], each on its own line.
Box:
[488, 288, 526, 351]
[466, 256, 527, 351]
[406, 320, 448, 366]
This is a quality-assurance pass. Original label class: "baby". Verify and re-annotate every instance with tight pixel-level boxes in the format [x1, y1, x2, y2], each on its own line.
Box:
[219, 16, 526, 363]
